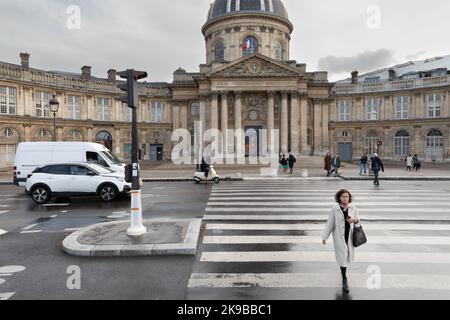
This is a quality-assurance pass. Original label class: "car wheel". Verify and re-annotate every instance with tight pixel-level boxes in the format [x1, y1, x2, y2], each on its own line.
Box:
[99, 185, 118, 202]
[31, 186, 51, 205]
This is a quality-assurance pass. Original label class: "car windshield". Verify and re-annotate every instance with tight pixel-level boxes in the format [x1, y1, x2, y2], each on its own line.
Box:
[101, 151, 122, 164]
[87, 163, 115, 174]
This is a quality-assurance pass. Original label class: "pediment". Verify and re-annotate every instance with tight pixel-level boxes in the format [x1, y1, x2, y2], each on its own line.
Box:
[208, 54, 302, 78]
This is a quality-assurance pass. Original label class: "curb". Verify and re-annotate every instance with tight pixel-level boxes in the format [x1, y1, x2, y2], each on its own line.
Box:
[340, 176, 450, 181]
[0, 181, 12, 185]
[62, 218, 202, 257]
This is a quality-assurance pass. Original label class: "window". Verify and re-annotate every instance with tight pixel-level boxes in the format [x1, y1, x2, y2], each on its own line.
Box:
[151, 101, 164, 123]
[366, 133, 379, 156]
[123, 103, 132, 122]
[191, 103, 200, 117]
[124, 144, 132, 158]
[427, 94, 442, 118]
[46, 165, 71, 175]
[214, 42, 225, 62]
[242, 36, 258, 56]
[339, 100, 351, 121]
[396, 96, 409, 120]
[68, 95, 81, 120]
[366, 99, 380, 121]
[70, 130, 83, 141]
[431, 69, 447, 77]
[403, 73, 419, 80]
[394, 130, 410, 156]
[71, 165, 95, 176]
[97, 98, 110, 121]
[427, 130, 444, 148]
[35, 91, 50, 118]
[38, 129, 50, 140]
[0, 86, 16, 115]
[3, 128, 13, 137]
[275, 42, 284, 61]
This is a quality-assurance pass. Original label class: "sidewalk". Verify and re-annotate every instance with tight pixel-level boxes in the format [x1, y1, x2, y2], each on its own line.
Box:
[1, 157, 450, 183]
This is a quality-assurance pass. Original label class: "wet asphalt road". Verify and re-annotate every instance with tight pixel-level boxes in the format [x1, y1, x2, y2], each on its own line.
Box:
[1, 179, 450, 300]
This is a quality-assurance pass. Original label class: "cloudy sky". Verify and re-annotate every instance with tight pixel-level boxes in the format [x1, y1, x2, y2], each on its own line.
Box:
[1, 0, 449, 82]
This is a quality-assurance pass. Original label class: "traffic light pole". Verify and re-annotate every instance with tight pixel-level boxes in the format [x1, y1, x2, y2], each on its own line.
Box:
[117, 69, 148, 237]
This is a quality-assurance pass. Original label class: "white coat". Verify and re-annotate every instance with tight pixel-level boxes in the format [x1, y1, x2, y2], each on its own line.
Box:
[322, 204, 360, 268]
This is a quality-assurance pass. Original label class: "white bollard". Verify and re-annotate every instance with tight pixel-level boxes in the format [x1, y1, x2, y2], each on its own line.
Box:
[127, 190, 147, 237]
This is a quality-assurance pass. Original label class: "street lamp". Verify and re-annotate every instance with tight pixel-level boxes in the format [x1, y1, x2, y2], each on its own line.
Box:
[49, 95, 60, 142]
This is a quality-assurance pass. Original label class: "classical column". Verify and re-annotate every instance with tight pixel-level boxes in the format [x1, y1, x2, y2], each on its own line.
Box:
[267, 91, 275, 153]
[300, 95, 308, 155]
[181, 102, 188, 129]
[87, 96, 93, 120]
[322, 100, 330, 153]
[211, 93, 219, 130]
[281, 91, 288, 153]
[313, 99, 323, 155]
[173, 104, 180, 130]
[24, 87, 33, 117]
[114, 128, 121, 158]
[289, 92, 300, 155]
[234, 91, 243, 154]
[221, 92, 228, 153]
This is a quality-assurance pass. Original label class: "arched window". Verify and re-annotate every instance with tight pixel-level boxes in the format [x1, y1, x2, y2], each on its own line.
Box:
[38, 129, 51, 141]
[275, 42, 284, 61]
[242, 36, 258, 56]
[214, 42, 225, 62]
[365, 132, 379, 156]
[427, 130, 444, 148]
[3, 128, 14, 138]
[70, 130, 83, 141]
[394, 130, 410, 156]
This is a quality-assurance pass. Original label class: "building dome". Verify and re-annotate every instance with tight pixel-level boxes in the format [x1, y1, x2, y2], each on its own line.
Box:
[207, 0, 289, 22]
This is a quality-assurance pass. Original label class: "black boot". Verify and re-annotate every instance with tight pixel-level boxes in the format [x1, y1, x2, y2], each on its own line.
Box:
[342, 278, 350, 293]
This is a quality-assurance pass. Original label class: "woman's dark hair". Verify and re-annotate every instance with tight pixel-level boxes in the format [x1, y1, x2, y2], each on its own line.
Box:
[335, 189, 353, 204]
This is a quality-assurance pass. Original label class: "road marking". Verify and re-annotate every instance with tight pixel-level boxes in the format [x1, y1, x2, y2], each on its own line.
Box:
[0, 229, 7, 236]
[42, 203, 70, 207]
[0, 210, 10, 215]
[205, 223, 450, 231]
[64, 228, 80, 232]
[207, 201, 449, 207]
[205, 207, 450, 213]
[203, 236, 450, 245]
[209, 197, 450, 201]
[0, 292, 15, 300]
[22, 224, 39, 231]
[20, 230, 42, 234]
[0, 266, 26, 274]
[210, 192, 449, 196]
[200, 251, 450, 264]
[203, 215, 450, 221]
[188, 273, 450, 290]
[211, 188, 447, 193]
[0, 205, 10, 208]
[50, 215, 58, 218]
[0, 279, 5, 285]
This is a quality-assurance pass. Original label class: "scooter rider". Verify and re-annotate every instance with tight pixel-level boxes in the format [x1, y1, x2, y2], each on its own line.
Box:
[200, 157, 210, 178]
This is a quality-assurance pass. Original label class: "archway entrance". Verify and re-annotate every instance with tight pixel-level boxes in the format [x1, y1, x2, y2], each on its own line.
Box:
[95, 131, 113, 151]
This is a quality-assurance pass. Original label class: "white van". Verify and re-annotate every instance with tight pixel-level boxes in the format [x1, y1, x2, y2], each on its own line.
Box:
[14, 142, 125, 187]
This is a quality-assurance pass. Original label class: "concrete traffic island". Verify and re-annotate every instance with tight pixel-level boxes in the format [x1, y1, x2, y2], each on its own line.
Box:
[62, 218, 202, 257]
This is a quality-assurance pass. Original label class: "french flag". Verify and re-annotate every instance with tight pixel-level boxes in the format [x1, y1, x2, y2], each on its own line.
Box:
[242, 38, 251, 50]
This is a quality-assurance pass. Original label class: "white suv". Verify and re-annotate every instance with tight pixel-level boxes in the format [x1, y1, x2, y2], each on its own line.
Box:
[25, 163, 131, 204]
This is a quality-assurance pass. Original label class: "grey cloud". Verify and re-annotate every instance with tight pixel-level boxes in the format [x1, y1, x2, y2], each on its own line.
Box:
[317, 49, 396, 75]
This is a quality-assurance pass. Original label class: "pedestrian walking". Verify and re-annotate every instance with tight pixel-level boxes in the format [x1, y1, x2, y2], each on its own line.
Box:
[413, 154, 421, 172]
[360, 153, 368, 175]
[332, 154, 341, 177]
[371, 153, 384, 186]
[322, 189, 361, 294]
[406, 154, 413, 172]
[324, 152, 332, 177]
[288, 151, 297, 175]
[280, 154, 288, 174]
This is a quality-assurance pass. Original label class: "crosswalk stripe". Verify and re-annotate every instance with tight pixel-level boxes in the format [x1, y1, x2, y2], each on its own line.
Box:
[206, 207, 450, 213]
[21, 224, 39, 231]
[203, 236, 450, 245]
[212, 189, 446, 193]
[203, 215, 450, 221]
[0, 292, 15, 300]
[188, 273, 450, 290]
[209, 197, 449, 201]
[206, 223, 450, 231]
[200, 251, 450, 264]
[207, 202, 446, 207]
[0, 229, 7, 236]
[0, 210, 9, 215]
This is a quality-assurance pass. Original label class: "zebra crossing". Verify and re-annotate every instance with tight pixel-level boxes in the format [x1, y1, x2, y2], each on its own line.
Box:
[0, 266, 25, 300]
[188, 180, 450, 298]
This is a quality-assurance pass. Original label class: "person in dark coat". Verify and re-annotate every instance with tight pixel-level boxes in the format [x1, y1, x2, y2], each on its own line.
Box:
[324, 152, 332, 177]
[371, 153, 384, 186]
[200, 157, 210, 178]
[360, 153, 368, 175]
[288, 151, 297, 175]
[332, 154, 341, 177]
[413, 154, 421, 171]
[280, 154, 288, 174]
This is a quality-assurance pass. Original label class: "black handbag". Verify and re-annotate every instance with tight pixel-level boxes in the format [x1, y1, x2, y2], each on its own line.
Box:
[353, 224, 367, 247]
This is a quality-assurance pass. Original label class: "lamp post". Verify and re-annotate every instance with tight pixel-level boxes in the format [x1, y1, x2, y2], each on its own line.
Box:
[49, 95, 60, 142]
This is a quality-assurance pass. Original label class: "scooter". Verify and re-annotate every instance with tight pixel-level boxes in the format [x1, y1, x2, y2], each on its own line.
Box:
[194, 165, 221, 184]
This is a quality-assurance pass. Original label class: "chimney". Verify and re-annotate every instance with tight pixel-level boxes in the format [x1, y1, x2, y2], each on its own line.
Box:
[20, 52, 30, 69]
[107, 69, 117, 82]
[388, 69, 396, 81]
[81, 66, 91, 80]
[351, 70, 359, 84]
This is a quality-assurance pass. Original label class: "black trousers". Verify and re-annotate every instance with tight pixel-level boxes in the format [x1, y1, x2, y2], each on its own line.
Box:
[373, 171, 380, 185]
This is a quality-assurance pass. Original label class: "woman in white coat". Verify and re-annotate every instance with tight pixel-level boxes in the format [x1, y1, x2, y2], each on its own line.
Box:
[322, 189, 360, 293]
